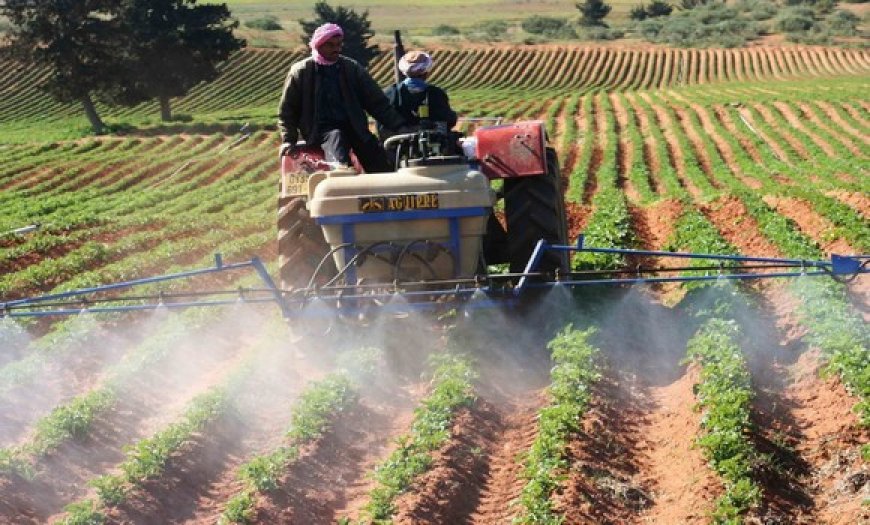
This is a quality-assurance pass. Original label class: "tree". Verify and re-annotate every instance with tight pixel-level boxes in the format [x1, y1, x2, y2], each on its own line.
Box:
[113, 0, 245, 121]
[576, 0, 612, 27]
[647, 1, 674, 17]
[631, 0, 673, 20]
[0, 0, 127, 133]
[299, 1, 378, 68]
[678, 0, 713, 9]
[630, 4, 649, 20]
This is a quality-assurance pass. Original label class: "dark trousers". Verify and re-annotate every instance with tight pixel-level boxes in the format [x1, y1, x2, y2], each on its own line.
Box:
[319, 126, 391, 173]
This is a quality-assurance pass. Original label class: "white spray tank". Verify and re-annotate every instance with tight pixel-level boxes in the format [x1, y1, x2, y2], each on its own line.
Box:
[307, 157, 494, 284]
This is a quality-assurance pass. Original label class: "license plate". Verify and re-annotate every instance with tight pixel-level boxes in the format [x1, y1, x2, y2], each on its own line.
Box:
[284, 174, 308, 196]
[359, 193, 440, 213]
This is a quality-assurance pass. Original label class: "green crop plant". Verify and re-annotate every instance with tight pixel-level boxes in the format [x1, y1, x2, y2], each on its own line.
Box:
[686, 102, 869, 252]
[221, 347, 381, 524]
[515, 324, 601, 524]
[616, 93, 657, 204]
[571, 94, 635, 271]
[60, 500, 106, 525]
[362, 353, 476, 522]
[559, 92, 581, 169]
[792, 278, 869, 429]
[566, 94, 595, 204]
[627, 93, 687, 201]
[685, 318, 762, 523]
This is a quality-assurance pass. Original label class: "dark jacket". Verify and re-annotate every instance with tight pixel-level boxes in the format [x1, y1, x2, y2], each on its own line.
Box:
[277, 56, 406, 145]
[379, 82, 457, 137]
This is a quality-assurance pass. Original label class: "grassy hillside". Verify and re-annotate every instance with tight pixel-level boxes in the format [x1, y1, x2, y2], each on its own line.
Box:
[208, 0, 640, 44]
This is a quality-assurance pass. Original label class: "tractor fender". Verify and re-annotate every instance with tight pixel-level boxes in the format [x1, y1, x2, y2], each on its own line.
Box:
[473, 120, 547, 180]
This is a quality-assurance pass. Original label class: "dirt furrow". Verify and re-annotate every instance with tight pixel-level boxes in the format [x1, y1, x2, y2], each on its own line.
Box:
[236, 387, 418, 524]
[4, 319, 258, 523]
[624, 93, 662, 195]
[796, 102, 863, 156]
[609, 93, 637, 202]
[691, 103, 763, 190]
[753, 103, 810, 160]
[814, 101, 869, 146]
[671, 106, 720, 188]
[584, 93, 606, 205]
[639, 94, 699, 200]
[825, 190, 870, 219]
[556, 289, 721, 525]
[839, 102, 870, 130]
[393, 402, 500, 524]
[467, 398, 543, 524]
[697, 194, 869, 523]
[773, 101, 838, 158]
[762, 195, 869, 310]
[736, 105, 793, 167]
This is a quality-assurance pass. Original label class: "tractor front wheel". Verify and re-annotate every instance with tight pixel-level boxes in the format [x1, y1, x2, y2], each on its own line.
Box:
[277, 196, 336, 290]
[503, 147, 569, 275]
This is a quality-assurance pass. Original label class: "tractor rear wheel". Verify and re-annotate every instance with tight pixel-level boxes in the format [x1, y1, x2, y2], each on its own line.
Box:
[503, 147, 569, 275]
[277, 196, 336, 290]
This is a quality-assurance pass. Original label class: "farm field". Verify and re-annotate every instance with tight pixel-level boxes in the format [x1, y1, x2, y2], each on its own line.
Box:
[206, 0, 641, 42]
[0, 44, 868, 524]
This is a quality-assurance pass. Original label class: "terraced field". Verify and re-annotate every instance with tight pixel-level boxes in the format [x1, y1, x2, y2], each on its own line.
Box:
[0, 45, 868, 524]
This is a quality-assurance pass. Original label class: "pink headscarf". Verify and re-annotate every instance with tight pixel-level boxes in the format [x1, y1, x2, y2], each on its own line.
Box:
[309, 23, 344, 66]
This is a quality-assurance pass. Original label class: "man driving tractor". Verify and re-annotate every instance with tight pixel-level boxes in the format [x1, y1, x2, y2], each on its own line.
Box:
[379, 50, 458, 139]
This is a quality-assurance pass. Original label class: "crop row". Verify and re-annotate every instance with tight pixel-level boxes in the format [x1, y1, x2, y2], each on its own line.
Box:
[515, 324, 601, 524]
[59, 314, 278, 524]
[685, 315, 762, 522]
[2, 47, 867, 135]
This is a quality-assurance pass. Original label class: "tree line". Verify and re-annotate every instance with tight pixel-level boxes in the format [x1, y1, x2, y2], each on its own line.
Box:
[0, 0, 244, 133]
[0, 1, 389, 134]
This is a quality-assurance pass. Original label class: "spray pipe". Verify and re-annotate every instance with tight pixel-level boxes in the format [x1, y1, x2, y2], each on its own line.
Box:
[153, 123, 252, 185]
[1, 223, 41, 237]
[1, 254, 283, 318]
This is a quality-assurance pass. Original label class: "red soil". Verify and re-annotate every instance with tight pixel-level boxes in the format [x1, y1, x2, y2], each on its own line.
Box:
[248, 392, 419, 524]
[826, 190, 870, 219]
[392, 403, 501, 524]
[695, 194, 868, 524]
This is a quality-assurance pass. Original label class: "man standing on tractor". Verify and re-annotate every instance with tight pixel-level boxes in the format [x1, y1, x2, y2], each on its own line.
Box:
[379, 50, 457, 139]
[277, 23, 407, 173]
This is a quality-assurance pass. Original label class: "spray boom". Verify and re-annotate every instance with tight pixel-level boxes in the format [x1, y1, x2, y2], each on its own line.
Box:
[2, 237, 867, 320]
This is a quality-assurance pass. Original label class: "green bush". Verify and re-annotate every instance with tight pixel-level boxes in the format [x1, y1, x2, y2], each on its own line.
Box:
[826, 9, 860, 35]
[577, 26, 623, 40]
[650, 0, 674, 16]
[774, 7, 817, 32]
[630, 1, 673, 20]
[636, 1, 763, 46]
[243, 15, 282, 31]
[522, 15, 568, 34]
[464, 20, 509, 41]
[432, 24, 460, 36]
[630, 4, 650, 20]
[735, 0, 778, 20]
[783, 0, 836, 12]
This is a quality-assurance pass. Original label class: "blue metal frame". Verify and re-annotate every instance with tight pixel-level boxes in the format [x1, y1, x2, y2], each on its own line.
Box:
[3, 237, 867, 320]
[513, 235, 869, 295]
[1, 254, 287, 318]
